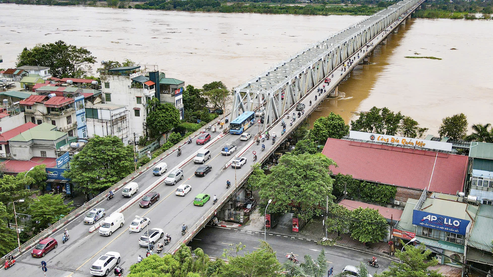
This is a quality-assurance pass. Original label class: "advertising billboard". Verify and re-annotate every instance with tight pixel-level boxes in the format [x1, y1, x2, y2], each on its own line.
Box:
[412, 210, 469, 236]
[349, 131, 453, 151]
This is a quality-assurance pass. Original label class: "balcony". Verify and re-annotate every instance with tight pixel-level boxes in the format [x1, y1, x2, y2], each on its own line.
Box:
[58, 122, 77, 133]
[48, 108, 75, 117]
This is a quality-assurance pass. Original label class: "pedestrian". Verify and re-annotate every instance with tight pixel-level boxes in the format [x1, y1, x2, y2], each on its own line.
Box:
[328, 266, 333, 277]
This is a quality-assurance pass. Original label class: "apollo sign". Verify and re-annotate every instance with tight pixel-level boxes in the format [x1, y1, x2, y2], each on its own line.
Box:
[412, 210, 469, 235]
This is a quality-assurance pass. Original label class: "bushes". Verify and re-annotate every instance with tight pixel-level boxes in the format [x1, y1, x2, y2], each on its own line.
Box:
[332, 174, 396, 206]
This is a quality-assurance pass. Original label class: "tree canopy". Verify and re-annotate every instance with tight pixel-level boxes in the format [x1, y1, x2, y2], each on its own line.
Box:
[203, 81, 230, 113]
[465, 123, 493, 143]
[16, 40, 96, 78]
[182, 85, 211, 123]
[376, 242, 443, 277]
[311, 112, 349, 143]
[25, 165, 48, 192]
[27, 194, 73, 233]
[0, 204, 17, 257]
[63, 136, 134, 195]
[283, 249, 327, 277]
[350, 207, 388, 244]
[253, 153, 336, 221]
[146, 98, 181, 138]
[438, 113, 468, 140]
[221, 242, 282, 277]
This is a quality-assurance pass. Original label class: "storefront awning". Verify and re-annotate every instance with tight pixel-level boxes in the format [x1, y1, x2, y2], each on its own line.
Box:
[46, 179, 69, 183]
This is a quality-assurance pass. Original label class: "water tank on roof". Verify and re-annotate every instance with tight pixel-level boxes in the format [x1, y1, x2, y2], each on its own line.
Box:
[66, 80, 73, 84]
[48, 93, 56, 99]
[91, 81, 98, 85]
[70, 142, 80, 149]
[467, 195, 478, 203]
[3, 99, 8, 107]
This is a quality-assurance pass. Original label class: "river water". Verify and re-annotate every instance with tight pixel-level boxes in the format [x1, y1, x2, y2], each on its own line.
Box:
[1, 5, 491, 135]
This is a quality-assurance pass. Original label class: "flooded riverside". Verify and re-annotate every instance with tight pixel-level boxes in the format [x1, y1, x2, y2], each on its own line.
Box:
[1, 5, 491, 134]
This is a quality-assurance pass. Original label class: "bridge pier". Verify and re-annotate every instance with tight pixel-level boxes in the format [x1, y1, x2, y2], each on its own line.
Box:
[329, 86, 339, 98]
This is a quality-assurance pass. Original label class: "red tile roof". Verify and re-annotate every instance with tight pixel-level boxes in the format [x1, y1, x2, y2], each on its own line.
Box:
[60, 78, 94, 84]
[82, 93, 94, 98]
[33, 83, 55, 90]
[0, 122, 37, 144]
[4, 68, 16, 74]
[44, 96, 74, 108]
[322, 138, 468, 195]
[339, 199, 402, 221]
[19, 95, 48, 106]
[1, 157, 56, 174]
[144, 80, 155, 86]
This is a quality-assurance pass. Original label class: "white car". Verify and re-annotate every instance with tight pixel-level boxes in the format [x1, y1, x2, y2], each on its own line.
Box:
[342, 265, 373, 277]
[139, 228, 164, 248]
[240, 133, 251, 141]
[84, 208, 105, 225]
[90, 251, 121, 276]
[231, 157, 247, 169]
[175, 184, 192, 196]
[129, 216, 150, 233]
[221, 144, 237, 156]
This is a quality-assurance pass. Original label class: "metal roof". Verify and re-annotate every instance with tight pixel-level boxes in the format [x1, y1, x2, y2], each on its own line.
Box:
[17, 65, 49, 71]
[470, 142, 493, 160]
[0, 122, 37, 143]
[20, 76, 44, 83]
[9, 123, 66, 142]
[19, 95, 48, 106]
[339, 199, 403, 221]
[420, 198, 477, 221]
[159, 78, 184, 85]
[467, 205, 493, 252]
[131, 75, 149, 83]
[0, 91, 31, 99]
[44, 96, 74, 108]
[108, 66, 141, 72]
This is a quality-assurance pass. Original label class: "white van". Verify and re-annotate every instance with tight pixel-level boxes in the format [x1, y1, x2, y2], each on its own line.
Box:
[153, 162, 168, 176]
[99, 212, 125, 236]
[194, 149, 211, 164]
[121, 182, 139, 197]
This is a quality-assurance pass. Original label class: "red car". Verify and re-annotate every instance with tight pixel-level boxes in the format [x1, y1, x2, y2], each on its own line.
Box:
[31, 237, 57, 258]
[196, 133, 211, 145]
[139, 192, 160, 208]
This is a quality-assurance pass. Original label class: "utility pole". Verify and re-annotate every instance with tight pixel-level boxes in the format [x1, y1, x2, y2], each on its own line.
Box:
[133, 132, 137, 171]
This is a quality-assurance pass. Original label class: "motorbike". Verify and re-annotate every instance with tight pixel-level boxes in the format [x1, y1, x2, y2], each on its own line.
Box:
[188, 138, 192, 144]
[4, 259, 16, 270]
[253, 155, 257, 162]
[156, 244, 164, 253]
[107, 193, 114, 201]
[177, 149, 182, 157]
[256, 139, 260, 146]
[164, 236, 171, 246]
[226, 181, 231, 189]
[272, 137, 276, 144]
[114, 266, 124, 276]
[181, 227, 187, 236]
[62, 234, 69, 244]
[261, 145, 265, 152]
[286, 254, 298, 264]
[265, 133, 270, 140]
[213, 198, 218, 205]
[368, 260, 379, 268]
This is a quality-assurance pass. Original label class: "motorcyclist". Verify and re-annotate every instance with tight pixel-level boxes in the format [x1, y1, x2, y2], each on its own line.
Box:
[156, 242, 164, 252]
[178, 147, 182, 156]
[309, 100, 312, 106]
[146, 249, 152, 257]
[114, 265, 123, 275]
[165, 233, 171, 243]
[109, 190, 114, 198]
[182, 224, 187, 232]
[253, 154, 257, 162]
[138, 255, 143, 263]
[226, 180, 231, 188]
[188, 136, 192, 144]
[64, 228, 69, 239]
[213, 195, 217, 203]
[371, 256, 377, 266]
[262, 144, 265, 151]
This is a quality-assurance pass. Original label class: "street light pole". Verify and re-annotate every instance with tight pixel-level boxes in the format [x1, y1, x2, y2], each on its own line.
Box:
[401, 237, 417, 252]
[12, 199, 24, 253]
[264, 199, 272, 241]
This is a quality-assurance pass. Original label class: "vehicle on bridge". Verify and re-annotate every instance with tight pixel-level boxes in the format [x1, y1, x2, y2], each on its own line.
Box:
[138, 228, 164, 248]
[196, 133, 211, 145]
[84, 208, 106, 224]
[193, 193, 210, 206]
[90, 251, 121, 277]
[31, 237, 57, 258]
[99, 212, 125, 236]
[231, 157, 247, 169]
[129, 216, 150, 233]
[175, 184, 192, 196]
[221, 144, 237, 156]
[240, 132, 251, 141]
[195, 165, 212, 177]
[139, 192, 160, 208]
[164, 168, 184, 185]
[194, 149, 211, 164]
[230, 111, 255, 135]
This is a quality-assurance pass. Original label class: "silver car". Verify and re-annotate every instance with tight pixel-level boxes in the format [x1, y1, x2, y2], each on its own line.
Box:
[164, 169, 184, 186]
[84, 208, 105, 225]
[138, 228, 164, 248]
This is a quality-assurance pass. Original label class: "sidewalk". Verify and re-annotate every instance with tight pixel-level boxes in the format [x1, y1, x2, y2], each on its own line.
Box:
[219, 209, 461, 277]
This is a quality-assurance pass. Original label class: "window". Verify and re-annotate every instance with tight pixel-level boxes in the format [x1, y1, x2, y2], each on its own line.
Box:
[483, 199, 492, 205]
[0, 145, 2, 151]
[52, 120, 56, 126]
[134, 109, 140, 117]
[136, 97, 142, 104]
[66, 116, 72, 125]
[37, 119, 42, 125]
[446, 233, 464, 244]
[31, 117, 35, 123]
[26, 106, 32, 110]
[422, 227, 433, 238]
[175, 98, 182, 106]
[105, 82, 110, 89]
[40, 151, 47, 157]
[105, 93, 111, 102]
[68, 130, 74, 136]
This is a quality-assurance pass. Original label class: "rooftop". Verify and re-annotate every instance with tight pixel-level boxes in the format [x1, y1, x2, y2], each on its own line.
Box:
[420, 197, 478, 221]
[9, 123, 66, 142]
[44, 96, 74, 108]
[1, 157, 57, 174]
[20, 75, 44, 83]
[108, 66, 141, 72]
[0, 91, 31, 99]
[17, 65, 50, 71]
[339, 199, 403, 221]
[322, 138, 469, 195]
[159, 77, 184, 85]
[469, 142, 493, 160]
[19, 95, 48, 106]
[60, 78, 95, 84]
[0, 122, 37, 144]
[468, 205, 493, 252]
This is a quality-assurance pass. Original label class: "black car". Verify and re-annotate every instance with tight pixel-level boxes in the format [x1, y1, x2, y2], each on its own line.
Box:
[195, 165, 212, 177]
[139, 192, 160, 208]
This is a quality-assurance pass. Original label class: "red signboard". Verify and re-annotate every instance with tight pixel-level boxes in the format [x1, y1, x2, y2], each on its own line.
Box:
[265, 214, 271, 229]
[392, 229, 416, 240]
[292, 218, 299, 233]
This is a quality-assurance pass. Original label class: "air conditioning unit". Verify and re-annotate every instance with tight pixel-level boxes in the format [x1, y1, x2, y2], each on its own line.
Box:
[393, 200, 401, 206]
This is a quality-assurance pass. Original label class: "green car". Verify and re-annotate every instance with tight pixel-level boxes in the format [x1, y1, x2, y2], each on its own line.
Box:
[193, 193, 210, 206]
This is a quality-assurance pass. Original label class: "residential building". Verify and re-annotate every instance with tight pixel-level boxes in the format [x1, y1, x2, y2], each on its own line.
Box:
[466, 205, 493, 273]
[20, 75, 45, 91]
[100, 66, 155, 140]
[0, 122, 37, 158]
[8, 123, 68, 161]
[85, 103, 129, 144]
[158, 75, 185, 119]
[468, 142, 493, 205]
[16, 66, 51, 80]
[20, 94, 77, 136]
[0, 91, 29, 133]
[2, 68, 27, 82]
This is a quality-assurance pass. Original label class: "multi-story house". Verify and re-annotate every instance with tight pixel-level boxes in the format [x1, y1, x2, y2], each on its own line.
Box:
[20, 94, 77, 136]
[0, 91, 30, 133]
[16, 66, 51, 80]
[85, 103, 130, 144]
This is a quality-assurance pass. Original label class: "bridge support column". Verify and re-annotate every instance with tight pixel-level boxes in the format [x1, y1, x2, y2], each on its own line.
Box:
[329, 86, 339, 98]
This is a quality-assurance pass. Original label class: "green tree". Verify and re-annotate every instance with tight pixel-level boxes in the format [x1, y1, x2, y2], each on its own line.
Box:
[325, 203, 352, 236]
[221, 241, 282, 277]
[182, 85, 209, 123]
[203, 81, 229, 114]
[16, 40, 96, 78]
[254, 153, 336, 222]
[25, 165, 48, 192]
[0, 204, 17, 257]
[63, 136, 134, 196]
[400, 116, 428, 138]
[292, 139, 318, 155]
[283, 249, 327, 277]
[27, 194, 73, 233]
[351, 107, 409, 136]
[350, 208, 388, 244]
[311, 112, 349, 143]
[0, 174, 34, 215]
[376, 243, 443, 277]
[438, 113, 468, 140]
[146, 98, 180, 139]
[168, 132, 183, 144]
[129, 244, 222, 276]
[465, 123, 493, 143]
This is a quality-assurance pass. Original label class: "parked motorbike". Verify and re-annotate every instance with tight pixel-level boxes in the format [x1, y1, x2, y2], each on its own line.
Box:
[4, 258, 16, 270]
[368, 260, 379, 268]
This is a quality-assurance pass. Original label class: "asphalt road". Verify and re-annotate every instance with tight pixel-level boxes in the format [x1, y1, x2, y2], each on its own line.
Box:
[189, 227, 390, 276]
[1, 130, 264, 277]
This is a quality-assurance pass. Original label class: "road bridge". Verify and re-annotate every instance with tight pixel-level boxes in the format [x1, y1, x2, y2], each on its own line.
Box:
[2, 1, 425, 276]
